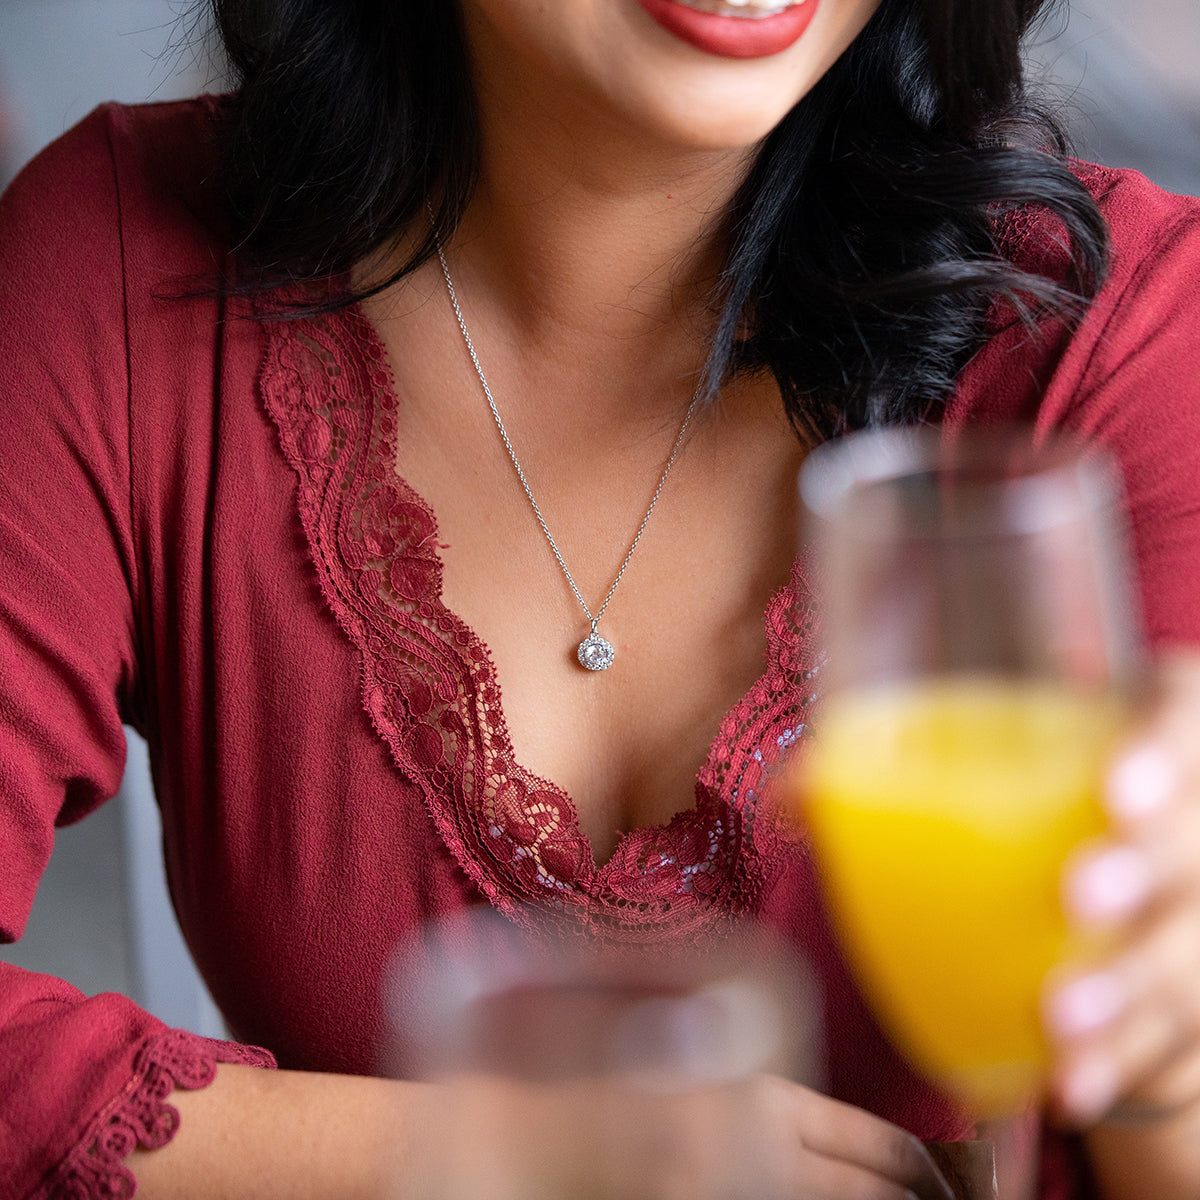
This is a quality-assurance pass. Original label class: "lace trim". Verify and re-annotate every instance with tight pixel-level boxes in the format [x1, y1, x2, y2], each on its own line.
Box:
[38, 1028, 275, 1200]
[260, 300, 820, 944]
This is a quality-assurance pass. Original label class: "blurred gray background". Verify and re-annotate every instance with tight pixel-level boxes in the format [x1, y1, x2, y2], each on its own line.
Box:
[1025, 0, 1200, 196]
[0, 0, 1196, 1036]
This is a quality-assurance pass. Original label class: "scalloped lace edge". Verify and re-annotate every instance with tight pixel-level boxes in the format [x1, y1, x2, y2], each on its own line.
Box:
[257, 303, 822, 940]
[33, 1027, 275, 1200]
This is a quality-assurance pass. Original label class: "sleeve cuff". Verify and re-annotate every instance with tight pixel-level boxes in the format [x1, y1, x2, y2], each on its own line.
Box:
[31, 1027, 276, 1200]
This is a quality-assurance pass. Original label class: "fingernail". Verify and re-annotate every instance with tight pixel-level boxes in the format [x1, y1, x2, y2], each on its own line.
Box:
[1060, 1054, 1118, 1121]
[1108, 745, 1177, 820]
[1067, 845, 1151, 922]
[1048, 972, 1125, 1037]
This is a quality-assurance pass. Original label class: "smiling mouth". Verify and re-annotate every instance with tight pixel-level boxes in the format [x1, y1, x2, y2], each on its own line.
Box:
[671, 0, 810, 16]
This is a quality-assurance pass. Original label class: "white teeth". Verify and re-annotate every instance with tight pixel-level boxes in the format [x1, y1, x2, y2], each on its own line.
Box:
[674, 0, 806, 16]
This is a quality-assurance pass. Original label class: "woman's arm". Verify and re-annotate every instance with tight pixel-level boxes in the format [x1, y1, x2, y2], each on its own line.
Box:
[0, 103, 290, 1197]
[131, 1065, 958, 1200]
[130, 1066, 420, 1200]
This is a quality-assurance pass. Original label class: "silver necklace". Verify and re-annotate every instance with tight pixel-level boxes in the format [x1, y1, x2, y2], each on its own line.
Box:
[433, 233, 701, 672]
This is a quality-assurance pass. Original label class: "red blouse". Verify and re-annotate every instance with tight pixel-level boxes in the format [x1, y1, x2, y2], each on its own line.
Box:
[1, 99, 1198, 1199]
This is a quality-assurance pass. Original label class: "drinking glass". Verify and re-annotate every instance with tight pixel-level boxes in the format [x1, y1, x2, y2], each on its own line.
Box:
[794, 426, 1139, 1199]
[382, 908, 820, 1199]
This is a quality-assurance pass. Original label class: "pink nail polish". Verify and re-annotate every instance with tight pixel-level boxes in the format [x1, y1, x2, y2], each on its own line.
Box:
[1107, 746, 1177, 820]
[1067, 846, 1151, 921]
[1049, 973, 1125, 1037]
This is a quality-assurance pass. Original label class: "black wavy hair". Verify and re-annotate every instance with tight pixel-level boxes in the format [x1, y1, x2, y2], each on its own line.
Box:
[209, 0, 1109, 435]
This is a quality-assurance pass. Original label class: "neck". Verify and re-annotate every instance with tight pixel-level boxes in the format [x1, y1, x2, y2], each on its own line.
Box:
[440, 69, 755, 407]
[464, 127, 749, 334]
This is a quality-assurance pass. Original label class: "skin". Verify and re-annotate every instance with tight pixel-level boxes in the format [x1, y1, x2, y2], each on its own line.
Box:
[1052, 653, 1200, 1197]
[132, 0, 1200, 1195]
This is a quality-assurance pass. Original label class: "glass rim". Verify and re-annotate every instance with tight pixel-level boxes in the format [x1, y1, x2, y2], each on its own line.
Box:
[799, 425, 1122, 540]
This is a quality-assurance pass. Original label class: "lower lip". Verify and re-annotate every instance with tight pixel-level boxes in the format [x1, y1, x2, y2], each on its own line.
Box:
[635, 0, 821, 59]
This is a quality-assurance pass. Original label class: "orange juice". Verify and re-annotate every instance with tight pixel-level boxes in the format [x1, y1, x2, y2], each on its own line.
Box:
[800, 679, 1121, 1114]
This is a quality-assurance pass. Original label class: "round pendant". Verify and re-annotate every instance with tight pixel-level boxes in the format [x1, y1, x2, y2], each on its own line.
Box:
[577, 632, 615, 672]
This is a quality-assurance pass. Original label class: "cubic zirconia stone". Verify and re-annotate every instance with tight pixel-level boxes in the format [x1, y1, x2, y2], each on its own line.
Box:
[577, 633, 615, 671]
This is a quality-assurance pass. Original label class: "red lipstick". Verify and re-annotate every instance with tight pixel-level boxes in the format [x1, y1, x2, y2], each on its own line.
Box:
[636, 0, 821, 59]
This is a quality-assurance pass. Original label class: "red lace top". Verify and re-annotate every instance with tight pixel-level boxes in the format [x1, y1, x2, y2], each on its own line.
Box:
[1, 99, 1198, 1199]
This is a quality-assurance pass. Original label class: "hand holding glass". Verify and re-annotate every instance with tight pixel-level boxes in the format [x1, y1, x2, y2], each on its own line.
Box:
[793, 430, 1137, 1190]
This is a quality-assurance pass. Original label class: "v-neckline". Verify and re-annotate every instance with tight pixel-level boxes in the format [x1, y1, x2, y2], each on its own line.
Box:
[260, 298, 820, 931]
[368, 304, 806, 866]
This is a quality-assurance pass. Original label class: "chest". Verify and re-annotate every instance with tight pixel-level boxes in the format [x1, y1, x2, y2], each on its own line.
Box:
[385, 360, 807, 863]
[158, 303, 829, 1073]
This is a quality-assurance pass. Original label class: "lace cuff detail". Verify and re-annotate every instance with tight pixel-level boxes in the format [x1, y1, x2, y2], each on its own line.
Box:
[36, 1027, 275, 1200]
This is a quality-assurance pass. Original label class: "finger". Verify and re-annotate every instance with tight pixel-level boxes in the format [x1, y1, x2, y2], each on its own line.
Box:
[793, 1090, 955, 1200]
[1052, 1021, 1200, 1127]
[1047, 901, 1200, 1122]
[1104, 654, 1200, 831]
[1066, 776, 1200, 928]
[1064, 839, 1156, 927]
[1062, 660, 1200, 928]
[1056, 895, 1200, 1042]
[1106, 1053, 1200, 1126]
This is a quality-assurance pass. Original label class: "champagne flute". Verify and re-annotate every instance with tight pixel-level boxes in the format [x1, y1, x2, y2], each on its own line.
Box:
[794, 426, 1139, 1199]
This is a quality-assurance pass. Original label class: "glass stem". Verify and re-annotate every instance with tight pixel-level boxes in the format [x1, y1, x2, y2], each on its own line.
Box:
[977, 1108, 1041, 1200]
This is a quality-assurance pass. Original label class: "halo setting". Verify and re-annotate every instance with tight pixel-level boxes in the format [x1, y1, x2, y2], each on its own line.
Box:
[577, 632, 616, 672]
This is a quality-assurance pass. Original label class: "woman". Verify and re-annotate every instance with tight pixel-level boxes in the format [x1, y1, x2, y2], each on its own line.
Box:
[1, 0, 1198, 1196]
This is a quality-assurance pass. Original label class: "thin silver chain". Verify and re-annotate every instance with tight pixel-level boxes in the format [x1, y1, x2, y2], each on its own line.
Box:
[432, 231, 701, 638]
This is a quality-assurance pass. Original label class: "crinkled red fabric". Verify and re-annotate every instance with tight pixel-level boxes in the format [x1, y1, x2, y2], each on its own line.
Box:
[1, 98, 1198, 1198]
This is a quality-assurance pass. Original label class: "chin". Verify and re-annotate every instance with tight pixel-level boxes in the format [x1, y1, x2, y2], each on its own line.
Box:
[577, 46, 838, 158]
[460, 0, 882, 156]
[602, 71, 808, 153]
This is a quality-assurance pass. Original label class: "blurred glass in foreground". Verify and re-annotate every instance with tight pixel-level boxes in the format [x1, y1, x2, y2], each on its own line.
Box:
[383, 909, 819, 1199]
